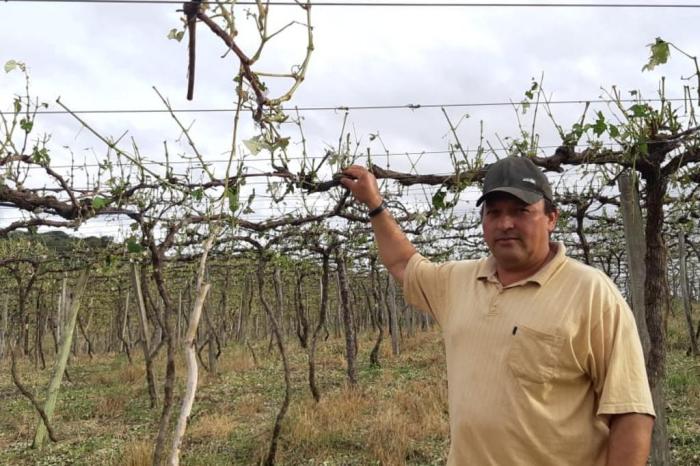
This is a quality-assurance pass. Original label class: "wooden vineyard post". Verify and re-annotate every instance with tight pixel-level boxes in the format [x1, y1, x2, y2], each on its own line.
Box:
[32, 270, 89, 448]
[386, 275, 400, 356]
[618, 171, 671, 465]
[618, 172, 652, 353]
[678, 233, 699, 356]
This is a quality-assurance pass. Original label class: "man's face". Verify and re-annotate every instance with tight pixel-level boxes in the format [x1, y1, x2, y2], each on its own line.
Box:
[482, 193, 558, 272]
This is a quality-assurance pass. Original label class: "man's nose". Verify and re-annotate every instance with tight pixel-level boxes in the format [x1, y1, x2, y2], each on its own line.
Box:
[497, 214, 515, 230]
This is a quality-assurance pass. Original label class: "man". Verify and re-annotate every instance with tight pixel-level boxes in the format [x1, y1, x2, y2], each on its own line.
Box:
[340, 157, 655, 466]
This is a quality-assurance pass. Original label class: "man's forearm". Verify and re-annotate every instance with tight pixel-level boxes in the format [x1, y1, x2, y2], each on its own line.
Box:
[606, 413, 654, 466]
[370, 208, 416, 284]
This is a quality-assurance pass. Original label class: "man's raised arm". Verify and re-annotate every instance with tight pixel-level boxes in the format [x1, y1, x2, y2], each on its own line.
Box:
[340, 165, 417, 283]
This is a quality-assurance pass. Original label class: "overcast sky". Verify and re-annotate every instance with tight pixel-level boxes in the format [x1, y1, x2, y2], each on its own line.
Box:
[1, 1, 699, 237]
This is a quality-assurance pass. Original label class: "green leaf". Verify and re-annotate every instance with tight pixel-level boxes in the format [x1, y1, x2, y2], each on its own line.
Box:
[4, 60, 26, 73]
[608, 125, 620, 138]
[13, 98, 21, 114]
[524, 80, 538, 100]
[31, 146, 50, 165]
[126, 238, 143, 254]
[520, 100, 531, 114]
[243, 136, 264, 155]
[642, 37, 670, 72]
[4, 60, 19, 73]
[273, 137, 290, 151]
[92, 196, 107, 210]
[628, 104, 649, 118]
[639, 141, 649, 156]
[167, 28, 185, 42]
[20, 118, 33, 133]
[432, 190, 447, 210]
[592, 112, 607, 137]
[191, 188, 203, 201]
[226, 186, 240, 213]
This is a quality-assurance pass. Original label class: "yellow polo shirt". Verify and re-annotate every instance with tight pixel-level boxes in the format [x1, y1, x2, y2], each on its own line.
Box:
[403, 243, 654, 466]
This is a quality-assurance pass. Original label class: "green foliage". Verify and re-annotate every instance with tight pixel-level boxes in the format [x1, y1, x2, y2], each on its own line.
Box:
[19, 118, 33, 133]
[431, 190, 447, 210]
[243, 136, 265, 155]
[167, 28, 185, 42]
[591, 112, 607, 137]
[524, 80, 539, 100]
[643, 37, 670, 72]
[243, 190, 256, 214]
[628, 103, 653, 119]
[125, 237, 143, 254]
[583, 111, 620, 139]
[191, 188, 204, 202]
[91, 196, 107, 210]
[31, 146, 50, 165]
[243, 134, 290, 156]
[518, 78, 541, 115]
[3, 59, 26, 73]
[226, 185, 240, 213]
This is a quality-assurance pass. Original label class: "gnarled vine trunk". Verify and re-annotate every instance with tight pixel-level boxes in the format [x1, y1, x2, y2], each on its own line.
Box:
[335, 250, 357, 386]
[642, 170, 671, 466]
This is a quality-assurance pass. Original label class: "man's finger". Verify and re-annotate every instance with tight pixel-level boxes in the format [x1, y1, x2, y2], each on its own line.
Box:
[342, 165, 366, 177]
[339, 176, 356, 190]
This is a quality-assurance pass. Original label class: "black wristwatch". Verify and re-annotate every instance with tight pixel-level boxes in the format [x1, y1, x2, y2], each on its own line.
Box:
[368, 201, 386, 218]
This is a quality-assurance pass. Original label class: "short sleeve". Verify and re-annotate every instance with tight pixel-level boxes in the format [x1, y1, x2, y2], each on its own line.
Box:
[588, 284, 655, 418]
[402, 253, 454, 326]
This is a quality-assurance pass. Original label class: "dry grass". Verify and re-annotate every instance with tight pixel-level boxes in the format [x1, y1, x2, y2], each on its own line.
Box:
[2, 322, 696, 465]
[367, 406, 411, 465]
[217, 345, 257, 373]
[94, 391, 128, 419]
[281, 371, 448, 465]
[120, 364, 146, 384]
[365, 375, 448, 465]
[4, 411, 35, 443]
[92, 362, 144, 387]
[117, 440, 153, 466]
[234, 392, 268, 419]
[188, 412, 238, 442]
[286, 387, 371, 442]
[394, 380, 448, 434]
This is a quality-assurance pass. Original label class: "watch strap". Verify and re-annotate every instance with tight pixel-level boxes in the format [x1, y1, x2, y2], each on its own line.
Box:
[368, 201, 386, 218]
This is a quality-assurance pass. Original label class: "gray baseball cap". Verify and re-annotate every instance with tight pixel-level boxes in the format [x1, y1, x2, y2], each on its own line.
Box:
[476, 157, 553, 206]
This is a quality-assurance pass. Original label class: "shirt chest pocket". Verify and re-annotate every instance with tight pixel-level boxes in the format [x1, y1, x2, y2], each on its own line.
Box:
[507, 325, 566, 384]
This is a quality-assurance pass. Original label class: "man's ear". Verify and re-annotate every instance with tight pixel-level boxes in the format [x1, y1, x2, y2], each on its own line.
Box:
[547, 209, 559, 233]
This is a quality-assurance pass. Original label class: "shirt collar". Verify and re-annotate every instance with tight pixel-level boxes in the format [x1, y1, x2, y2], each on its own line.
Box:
[476, 242, 567, 287]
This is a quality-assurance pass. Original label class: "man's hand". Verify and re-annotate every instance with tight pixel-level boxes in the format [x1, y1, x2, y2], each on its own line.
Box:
[340, 165, 383, 210]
